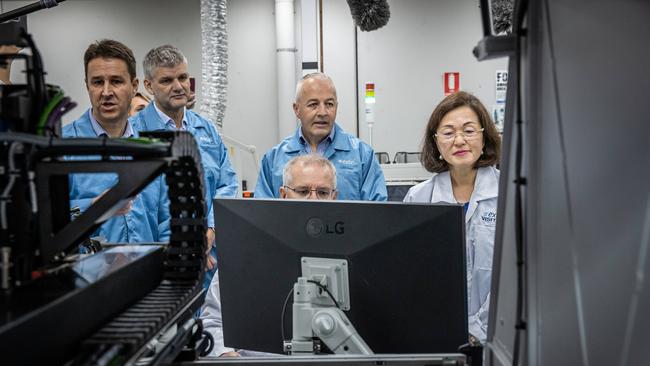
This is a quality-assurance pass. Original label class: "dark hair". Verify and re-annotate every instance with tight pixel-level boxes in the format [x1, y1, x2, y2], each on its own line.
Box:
[83, 39, 136, 81]
[421, 91, 501, 173]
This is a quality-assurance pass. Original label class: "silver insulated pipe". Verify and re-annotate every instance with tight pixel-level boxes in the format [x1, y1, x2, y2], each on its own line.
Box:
[200, 0, 229, 129]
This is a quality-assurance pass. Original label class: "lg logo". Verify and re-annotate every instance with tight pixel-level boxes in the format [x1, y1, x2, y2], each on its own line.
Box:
[306, 218, 345, 238]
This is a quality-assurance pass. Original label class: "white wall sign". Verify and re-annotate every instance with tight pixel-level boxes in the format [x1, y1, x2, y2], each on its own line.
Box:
[496, 70, 508, 102]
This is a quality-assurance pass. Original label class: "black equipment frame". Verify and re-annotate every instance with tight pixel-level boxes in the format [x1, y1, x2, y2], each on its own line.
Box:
[0, 131, 210, 365]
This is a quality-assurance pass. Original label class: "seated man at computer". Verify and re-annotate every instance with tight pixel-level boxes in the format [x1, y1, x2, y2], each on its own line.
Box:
[200, 154, 337, 357]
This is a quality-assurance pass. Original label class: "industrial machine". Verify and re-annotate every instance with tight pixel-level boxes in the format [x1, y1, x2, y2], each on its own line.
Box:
[476, 1, 650, 365]
[0, 15, 212, 366]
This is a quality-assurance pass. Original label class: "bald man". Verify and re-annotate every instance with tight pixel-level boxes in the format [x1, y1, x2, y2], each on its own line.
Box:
[255, 72, 386, 201]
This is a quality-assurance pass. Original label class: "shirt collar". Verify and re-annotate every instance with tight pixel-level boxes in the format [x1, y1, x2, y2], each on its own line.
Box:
[88, 109, 134, 137]
[153, 101, 188, 131]
[298, 125, 336, 146]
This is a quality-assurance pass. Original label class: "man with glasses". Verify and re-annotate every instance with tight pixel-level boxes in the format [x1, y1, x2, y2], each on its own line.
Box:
[255, 72, 386, 201]
[280, 154, 337, 200]
[201, 154, 337, 357]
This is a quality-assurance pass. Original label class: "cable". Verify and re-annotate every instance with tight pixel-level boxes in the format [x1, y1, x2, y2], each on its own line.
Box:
[21, 31, 47, 134]
[511, 0, 529, 365]
[280, 280, 342, 345]
[280, 286, 293, 344]
[307, 279, 341, 309]
[36, 88, 64, 133]
[0, 142, 22, 230]
[43, 96, 76, 134]
[200, 330, 215, 357]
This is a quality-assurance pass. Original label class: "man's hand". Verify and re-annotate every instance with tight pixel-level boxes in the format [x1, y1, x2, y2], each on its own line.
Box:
[92, 189, 134, 216]
[206, 227, 216, 270]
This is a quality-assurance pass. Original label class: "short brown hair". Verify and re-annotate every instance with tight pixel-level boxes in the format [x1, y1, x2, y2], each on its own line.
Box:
[84, 39, 136, 81]
[421, 91, 500, 173]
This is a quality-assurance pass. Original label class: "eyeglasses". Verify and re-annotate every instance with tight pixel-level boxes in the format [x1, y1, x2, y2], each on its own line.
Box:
[434, 127, 484, 142]
[283, 186, 335, 199]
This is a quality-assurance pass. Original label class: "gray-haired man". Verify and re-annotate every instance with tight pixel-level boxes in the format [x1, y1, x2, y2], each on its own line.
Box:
[129, 45, 238, 287]
[200, 154, 337, 357]
[280, 154, 338, 200]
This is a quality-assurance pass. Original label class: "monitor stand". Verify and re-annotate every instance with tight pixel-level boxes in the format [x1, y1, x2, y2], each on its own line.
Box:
[283, 257, 372, 355]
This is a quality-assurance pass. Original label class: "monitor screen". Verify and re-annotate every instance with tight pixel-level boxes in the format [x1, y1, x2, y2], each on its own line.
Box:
[215, 199, 468, 354]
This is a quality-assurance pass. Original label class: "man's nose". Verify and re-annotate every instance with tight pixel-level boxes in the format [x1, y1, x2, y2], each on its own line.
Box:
[101, 83, 114, 96]
[171, 79, 183, 91]
[316, 103, 327, 115]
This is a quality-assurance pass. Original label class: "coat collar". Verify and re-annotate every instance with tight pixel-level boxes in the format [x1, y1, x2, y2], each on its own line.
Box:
[136, 102, 165, 131]
[471, 166, 499, 202]
[152, 102, 188, 130]
[88, 109, 134, 137]
[430, 166, 499, 222]
[71, 109, 96, 136]
[73, 109, 138, 138]
[136, 102, 193, 131]
[285, 123, 351, 154]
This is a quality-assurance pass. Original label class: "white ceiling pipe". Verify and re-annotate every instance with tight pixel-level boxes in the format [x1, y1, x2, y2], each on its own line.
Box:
[275, 0, 298, 142]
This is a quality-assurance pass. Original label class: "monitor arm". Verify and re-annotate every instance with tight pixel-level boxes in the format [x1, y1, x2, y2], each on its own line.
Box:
[288, 277, 373, 355]
[284, 257, 373, 354]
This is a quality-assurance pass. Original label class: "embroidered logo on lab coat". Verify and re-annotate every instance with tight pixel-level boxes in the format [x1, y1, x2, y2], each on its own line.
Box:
[481, 211, 497, 225]
[199, 135, 214, 144]
[337, 159, 355, 165]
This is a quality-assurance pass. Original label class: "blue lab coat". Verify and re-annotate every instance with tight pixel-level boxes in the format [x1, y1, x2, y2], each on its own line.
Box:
[63, 109, 170, 243]
[130, 103, 238, 288]
[129, 103, 238, 228]
[254, 123, 387, 201]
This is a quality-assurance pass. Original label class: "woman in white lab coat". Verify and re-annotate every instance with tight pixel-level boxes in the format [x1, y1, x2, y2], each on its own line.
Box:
[403, 91, 501, 343]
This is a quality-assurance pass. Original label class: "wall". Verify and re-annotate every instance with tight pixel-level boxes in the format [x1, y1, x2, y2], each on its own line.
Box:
[6, 0, 203, 124]
[221, 0, 278, 189]
[320, 0, 358, 135]
[322, 0, 508, 159]
[3, 0, 507, 188]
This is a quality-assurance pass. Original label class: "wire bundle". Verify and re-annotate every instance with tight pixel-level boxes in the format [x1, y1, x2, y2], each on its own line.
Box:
[36, 86, 77, 136]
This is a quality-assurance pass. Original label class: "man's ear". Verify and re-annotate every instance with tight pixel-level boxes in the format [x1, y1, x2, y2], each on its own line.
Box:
[144, 79, 153, 95]
[131, 77, 139, 95]
[279, 186, 287, 199]
[292, 103, 300, 118]
[332, 191, 338, 200]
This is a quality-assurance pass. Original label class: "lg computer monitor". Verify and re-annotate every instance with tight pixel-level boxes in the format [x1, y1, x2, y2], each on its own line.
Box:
[214, 199, 468, 354]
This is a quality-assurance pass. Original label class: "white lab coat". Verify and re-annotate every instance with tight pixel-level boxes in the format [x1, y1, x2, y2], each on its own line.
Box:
[200, 273, 282, 358]
[403, 166, 499, 342]
[200, 271, 234, 357]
